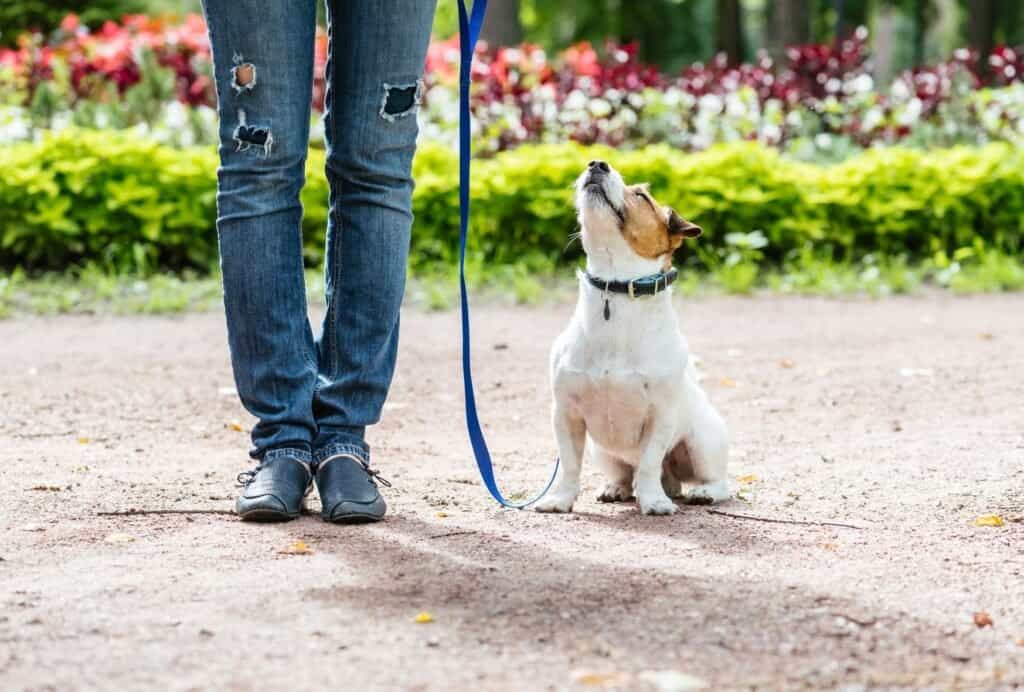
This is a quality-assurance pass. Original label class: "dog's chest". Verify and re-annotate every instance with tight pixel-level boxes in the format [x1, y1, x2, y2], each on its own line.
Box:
[556, 318, 685, 456]
[569, 367, 655, 454]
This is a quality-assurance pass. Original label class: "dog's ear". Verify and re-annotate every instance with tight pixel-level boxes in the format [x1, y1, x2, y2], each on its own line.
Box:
[667, 209, 702, 238]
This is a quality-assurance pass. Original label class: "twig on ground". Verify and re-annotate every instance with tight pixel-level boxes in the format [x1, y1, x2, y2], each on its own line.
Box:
[831, 611, 878, 627]
[97, 509, 236, 517]
[10, 430, 74, 439]
[429, 530, 477, 539]
[705, 508, 867, 530]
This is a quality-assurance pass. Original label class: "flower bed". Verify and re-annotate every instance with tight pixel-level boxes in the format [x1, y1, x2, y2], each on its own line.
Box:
[2, 15, 1023, 158]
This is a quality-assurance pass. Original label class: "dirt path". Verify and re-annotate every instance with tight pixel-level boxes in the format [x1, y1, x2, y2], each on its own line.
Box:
[1, 294, 1023, 691]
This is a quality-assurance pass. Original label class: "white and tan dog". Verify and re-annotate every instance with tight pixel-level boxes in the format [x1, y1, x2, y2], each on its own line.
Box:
[535, 160, 730, 515]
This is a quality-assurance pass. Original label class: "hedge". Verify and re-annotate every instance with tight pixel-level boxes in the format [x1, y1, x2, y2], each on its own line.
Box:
[1, 128, 1022, 274]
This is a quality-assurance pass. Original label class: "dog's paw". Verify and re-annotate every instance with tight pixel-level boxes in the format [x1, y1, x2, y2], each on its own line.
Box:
[533, 493, 575, 513]
[596, 482, 634, 503]
[681, 481, 730, 505]
[638, 493, 677, 516]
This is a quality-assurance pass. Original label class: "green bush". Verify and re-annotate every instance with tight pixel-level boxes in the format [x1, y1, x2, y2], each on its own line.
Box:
[0, 2, 146, 46]
[1, 129, 1022, 275]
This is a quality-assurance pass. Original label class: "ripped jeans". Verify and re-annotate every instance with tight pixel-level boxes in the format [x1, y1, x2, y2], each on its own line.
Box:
[201, 0, 437, 467]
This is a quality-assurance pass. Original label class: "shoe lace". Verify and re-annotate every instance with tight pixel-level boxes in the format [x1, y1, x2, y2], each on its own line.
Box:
[322, 453, 392, 488]
[363, 463, 392, 488]
[236, 465, 262, 487]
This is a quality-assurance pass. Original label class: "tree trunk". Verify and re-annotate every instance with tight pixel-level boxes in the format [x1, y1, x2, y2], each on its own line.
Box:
[479, 0, 523, 47]
[872, 5, 898, 84]
[716, 0, 744, 65]
[911, 0, 927, 66]
[767, 0, 812, 61]
[834, 0, 846, 43]
[967, 0, 997, 78]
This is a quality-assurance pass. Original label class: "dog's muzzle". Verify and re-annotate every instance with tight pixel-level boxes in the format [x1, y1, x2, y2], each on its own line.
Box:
[579, 160, 624, 224]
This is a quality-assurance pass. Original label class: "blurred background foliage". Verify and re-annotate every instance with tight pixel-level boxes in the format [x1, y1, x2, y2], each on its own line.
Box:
[2, 0, 1023, 305]
[4, 0, 1023, 76]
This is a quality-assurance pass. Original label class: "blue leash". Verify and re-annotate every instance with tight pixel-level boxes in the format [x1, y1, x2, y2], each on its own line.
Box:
[457, 0, 559, 508]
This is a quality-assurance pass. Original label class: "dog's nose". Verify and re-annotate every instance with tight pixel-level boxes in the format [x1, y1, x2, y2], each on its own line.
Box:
[588, 160, 610, 173]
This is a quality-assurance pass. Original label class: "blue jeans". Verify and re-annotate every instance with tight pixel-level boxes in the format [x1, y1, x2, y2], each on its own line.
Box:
[201, 0, 437, 467]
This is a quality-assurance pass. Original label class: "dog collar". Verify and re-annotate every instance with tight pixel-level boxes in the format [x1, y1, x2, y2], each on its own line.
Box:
[581, 267, 678, 320]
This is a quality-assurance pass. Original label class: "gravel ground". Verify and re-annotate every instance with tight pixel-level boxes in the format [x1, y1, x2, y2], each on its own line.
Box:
[1, 293, 1022, 691]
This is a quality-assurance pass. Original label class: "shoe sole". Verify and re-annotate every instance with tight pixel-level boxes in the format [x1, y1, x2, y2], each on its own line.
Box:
[323, 512, 384, 524]
[237, 508, 300, 522]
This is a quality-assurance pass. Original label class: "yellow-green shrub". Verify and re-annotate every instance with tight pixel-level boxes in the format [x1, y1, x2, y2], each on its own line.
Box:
[1, 129, 1021, 274]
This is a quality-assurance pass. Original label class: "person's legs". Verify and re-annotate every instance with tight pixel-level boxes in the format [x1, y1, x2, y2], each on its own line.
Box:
[314, 0, 437, 468]
[202, 0, 319, 465]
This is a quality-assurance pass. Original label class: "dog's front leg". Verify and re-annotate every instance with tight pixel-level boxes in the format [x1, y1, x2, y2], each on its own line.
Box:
[634, 424, 678, 516]
[534, 404, 585, 513]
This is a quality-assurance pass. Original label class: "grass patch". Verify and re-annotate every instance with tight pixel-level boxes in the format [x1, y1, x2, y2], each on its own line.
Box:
[2, 251, 1023, 319]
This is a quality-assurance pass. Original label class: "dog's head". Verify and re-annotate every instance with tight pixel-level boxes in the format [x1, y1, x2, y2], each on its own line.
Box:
[575, 160, 701, 268]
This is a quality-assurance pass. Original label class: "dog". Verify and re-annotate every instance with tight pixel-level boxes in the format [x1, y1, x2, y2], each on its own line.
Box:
[534, 160, 730, 515]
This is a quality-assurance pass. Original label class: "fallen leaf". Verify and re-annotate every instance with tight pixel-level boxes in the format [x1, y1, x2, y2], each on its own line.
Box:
[736, 474, 758, 484]
[779, 359, 795, 369]
[822, 542, 838, 551]
[414, 611, 434, 624]
[974, 514, 1004, 527]
[226, 420, 244, 432]
[718, 377, 737, 388]
[105, 532, 136, 544]
[638, 670, 709, 691]
[974, 612, 993, 628]
[436, 511, 449, 518]
[572, 671, 629, 687]
[278, 540, 312, 555]
[978, 332, 994, 341]
[77, 436, 90, 444]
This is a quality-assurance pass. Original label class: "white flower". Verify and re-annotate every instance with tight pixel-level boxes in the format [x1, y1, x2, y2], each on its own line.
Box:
[761, 123, 781, 142]
[891, 79, 911, 102]
[814, 133, 832, 149]
[725, 92, 747, 118]
[589, 98, 612, 117]
[850, 73, 874, 95]
[163, 100, 188, 130]
[564, 89, 586, 111]
[861, 106, 883, 132]
[897, 98, 922, 126]
[698, 93, 723, 115]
